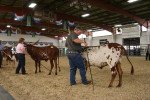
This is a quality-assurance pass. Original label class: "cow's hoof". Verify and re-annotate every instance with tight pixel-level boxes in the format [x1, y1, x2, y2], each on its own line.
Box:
[35, 72, 37, 74]
[39, 71, 41, 72]
[55, 73, 57, 75]
[48, 73, 51, 75]
[59, 70, 61, 72]
[116, 84, 122, 87]
[108, 85, 113, 88]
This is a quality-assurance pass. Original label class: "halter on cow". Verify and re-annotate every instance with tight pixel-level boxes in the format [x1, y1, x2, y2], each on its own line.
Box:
[82, 42, 134, 87]
[26, 44, 60, 75]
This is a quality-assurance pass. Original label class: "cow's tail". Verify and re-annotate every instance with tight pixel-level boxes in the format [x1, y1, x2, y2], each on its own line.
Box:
[123, 47, 134, 75]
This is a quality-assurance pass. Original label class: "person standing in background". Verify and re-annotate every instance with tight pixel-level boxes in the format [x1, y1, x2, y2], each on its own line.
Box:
[146, 50, 149, 61]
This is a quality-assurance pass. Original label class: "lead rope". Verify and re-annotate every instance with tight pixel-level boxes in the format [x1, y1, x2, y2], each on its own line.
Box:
[86, 49, 94, 91]
[84, 38, 94, 91]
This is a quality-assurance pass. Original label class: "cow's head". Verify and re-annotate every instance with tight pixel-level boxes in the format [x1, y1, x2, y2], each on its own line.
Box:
[25, 44, 33, 54]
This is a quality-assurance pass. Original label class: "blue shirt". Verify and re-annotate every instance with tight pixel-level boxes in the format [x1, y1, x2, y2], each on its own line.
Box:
[0, 45, 5, 50]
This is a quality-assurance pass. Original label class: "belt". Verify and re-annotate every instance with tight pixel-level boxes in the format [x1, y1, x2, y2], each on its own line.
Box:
[66, 51, 79, 54]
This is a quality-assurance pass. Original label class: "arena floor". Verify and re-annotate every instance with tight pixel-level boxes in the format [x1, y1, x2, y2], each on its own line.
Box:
[0, 56, 150, 100]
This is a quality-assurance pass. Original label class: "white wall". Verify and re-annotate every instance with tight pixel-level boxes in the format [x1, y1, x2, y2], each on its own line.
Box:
[0, 33, 59, 47]
[60, 25, 148, 47]
[140, 31, 148, 45]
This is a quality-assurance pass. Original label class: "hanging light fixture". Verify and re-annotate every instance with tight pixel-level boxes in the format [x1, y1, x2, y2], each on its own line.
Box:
[28, 3, 37, 8]
[6, 25, 11, 28]
[70, 0, 91, 10]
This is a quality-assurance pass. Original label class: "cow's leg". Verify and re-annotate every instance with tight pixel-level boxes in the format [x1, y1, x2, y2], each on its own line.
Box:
[116, 61, 123, 87]
[35, 60, 37, 73]
[39, 61, 41, 72]
[108, 67, 117, 87]
[49, 59, 54, 75]
[12, 60, 15, 67]
[54, 59, 57, 75]
[6, 58, 8, 65]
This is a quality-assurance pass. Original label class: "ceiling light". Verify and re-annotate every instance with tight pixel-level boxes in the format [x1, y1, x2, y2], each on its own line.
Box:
[133, 23, 139, 25]
[87, 29, 92, 32]
[81, 13, 90, 18]
[28, 3, 37, 8]
[6, 25, 11, 28]
[127, 0, 139, 3]
[114, 24, 122, 27]
[41, 28, 46, 31]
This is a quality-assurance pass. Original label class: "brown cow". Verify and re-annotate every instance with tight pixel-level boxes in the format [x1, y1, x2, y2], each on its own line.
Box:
[26, 44, 60, 75]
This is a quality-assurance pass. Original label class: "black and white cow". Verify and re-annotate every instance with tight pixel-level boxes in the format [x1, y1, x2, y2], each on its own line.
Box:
[82, 43, 134, 87]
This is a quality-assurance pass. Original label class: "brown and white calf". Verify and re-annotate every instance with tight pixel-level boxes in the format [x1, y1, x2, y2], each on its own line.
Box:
[2, 46, 18, 67]
[82, 43, 134, 87]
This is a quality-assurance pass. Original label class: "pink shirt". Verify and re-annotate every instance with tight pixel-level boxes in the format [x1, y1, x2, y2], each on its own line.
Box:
[16, 43, 25, 54]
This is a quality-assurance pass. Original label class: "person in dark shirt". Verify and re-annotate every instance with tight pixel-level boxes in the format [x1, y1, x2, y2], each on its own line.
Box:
[146, 50, 149, 60]
[66, 26, 91, 85]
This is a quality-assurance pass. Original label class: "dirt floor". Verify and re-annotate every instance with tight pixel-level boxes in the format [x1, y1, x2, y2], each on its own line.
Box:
[0, 56, 150, 100]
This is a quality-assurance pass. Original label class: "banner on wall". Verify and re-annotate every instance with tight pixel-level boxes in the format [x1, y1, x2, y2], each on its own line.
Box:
[55, 19, 63, 25]
[45, 42, 49, 45]
[26, 31, 31, 35]
[67, 21, 76, 27]
[0, 29, 7, 33]
[33, 17, 42, 23]
[36, 32, 41, 35]
[8, 41, 14, 45]
[12, 29, 17, 34]
[39, 42, 43, 46]
[0, 41, 54, 47]
[14, 13, 26, 21]
[1, 41, 7, 45]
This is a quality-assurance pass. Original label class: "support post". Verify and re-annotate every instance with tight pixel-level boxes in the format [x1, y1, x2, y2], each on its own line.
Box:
[87, 32, 93, 46]
[148, 22, 150, 44]
[112, 28, 116, 43]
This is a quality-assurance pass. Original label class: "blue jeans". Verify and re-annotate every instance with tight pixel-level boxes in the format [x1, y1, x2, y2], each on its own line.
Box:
[67, 53, 87, 85]
[16, 54, 26, 74]
[0, 52, 2, 68]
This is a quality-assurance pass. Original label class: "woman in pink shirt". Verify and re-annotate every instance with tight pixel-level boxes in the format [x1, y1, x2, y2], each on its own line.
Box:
[16, 38, 29, 75]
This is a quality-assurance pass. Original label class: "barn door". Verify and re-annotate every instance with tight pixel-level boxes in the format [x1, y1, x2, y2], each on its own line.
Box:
[123, 37, 140, 56]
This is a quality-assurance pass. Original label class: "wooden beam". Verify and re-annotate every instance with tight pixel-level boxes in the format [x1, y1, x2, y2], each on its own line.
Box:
[70, 0, 149, 28]
[0, 6, 114, 33]
[0, 6, 32, 14]
[56, 12, 114, 32]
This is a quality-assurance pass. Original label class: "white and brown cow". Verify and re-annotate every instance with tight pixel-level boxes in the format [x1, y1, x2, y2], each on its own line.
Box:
[82, 43, 134, 87]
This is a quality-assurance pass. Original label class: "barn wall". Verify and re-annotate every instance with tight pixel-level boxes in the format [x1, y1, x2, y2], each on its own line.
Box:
[90, 34, 123, 46]
[61, 32, 148, 47]
[0, 34, 59, 46]
[140, 31, 149, 45]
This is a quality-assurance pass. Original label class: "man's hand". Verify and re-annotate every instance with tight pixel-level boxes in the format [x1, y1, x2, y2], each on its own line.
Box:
[83, 42, 88, 47]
